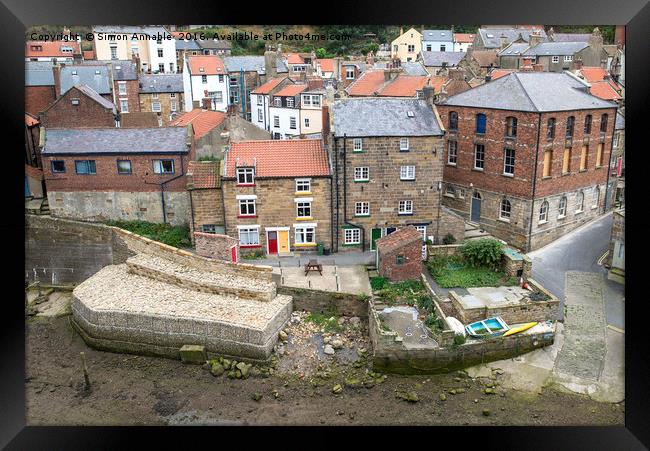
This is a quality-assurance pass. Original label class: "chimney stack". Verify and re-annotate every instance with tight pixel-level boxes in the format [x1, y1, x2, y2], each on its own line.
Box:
[264, 44, 277, 79]
[532, 63, 544, 72]
[528, 32, 543, 48]
[573, 58, 583, 71]
[132, 53, 141, 74]
[52, 64, 62, 98]
[366, 51, 374, 66]
[521, 57, 533, 71]
[500, 34, 509, 49]
[422, 85, 435, 106]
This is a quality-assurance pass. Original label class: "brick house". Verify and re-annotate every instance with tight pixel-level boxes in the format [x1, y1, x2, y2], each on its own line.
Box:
[330, 97, 446, 252]
[139, 73, 184, 123]
[186, 160, 225, 240]
[609, 112, 625, 208]
[25, 113, 42, 168]
[111, 60, 141, 114]
[221, 139, 331, 256]
[174, 38, 201, 73]
[41, 126, 193, 225]
[437, 71, 618, 251]
[25, 62, 57, 116]
[39, 85, 118, 129]
[376, 225, 423, 282]
[59, 65, 113, 101]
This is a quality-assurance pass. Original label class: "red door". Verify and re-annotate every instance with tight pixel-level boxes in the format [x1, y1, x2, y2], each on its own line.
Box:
[268, 231, 278, 254]
[230, 246, 237, 263]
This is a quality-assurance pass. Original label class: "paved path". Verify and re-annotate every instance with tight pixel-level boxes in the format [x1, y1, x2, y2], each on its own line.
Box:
[248, 251, 376, 268]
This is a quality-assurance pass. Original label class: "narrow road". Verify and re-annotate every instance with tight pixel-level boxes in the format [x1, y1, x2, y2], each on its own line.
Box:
[528, 212, 624, 330]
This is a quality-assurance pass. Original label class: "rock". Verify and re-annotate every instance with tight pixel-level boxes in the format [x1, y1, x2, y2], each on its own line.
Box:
[279, 330, 288, 342]
[484, 388, 495, 395]
[331, 339, 343, 350]
[397, 391, 419, 402]
[439, 393, 446, 401]
[344, 377, 362, 389]
[272, 390, 280, 399]
[249, 367, 261, 378]
[252, 393, 263, 402]
[227, 370, 237, 379]
[179, 345, 206, 364]
[450, 389, 457, 395]
[349, 317, 361, 326]
[474, 399, 479, 403]
[323, 336, 331, 344]
[337, 317, 346, 325]
[222, 359, 232, 370]
[482, 409, 491, 417]
[210, 362, 225, 377]
[236, 362, 252, 378]
[323, 345, 335, 355]
[455, 388, 466, 394]
[332, 384, 343, 394]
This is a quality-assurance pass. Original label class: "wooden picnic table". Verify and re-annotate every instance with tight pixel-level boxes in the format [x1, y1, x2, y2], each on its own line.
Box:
[304, 259, 323, 276]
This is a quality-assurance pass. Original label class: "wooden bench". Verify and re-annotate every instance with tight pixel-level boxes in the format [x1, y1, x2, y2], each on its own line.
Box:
[304, 259, 323, 276]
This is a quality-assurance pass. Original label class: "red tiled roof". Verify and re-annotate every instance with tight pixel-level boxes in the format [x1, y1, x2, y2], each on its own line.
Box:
[83, 50, 95, 60]
[285, 53, 305, 65]
[346, 70, 387, 96]
[187, 161, 220, 189]
[589, 81, 622, 101]
[25, 164, 43, 181]
[491, 69, 516, 80]
[579, 67, 609, 83]
[188, 55, 227, 75]
[225, 140, 329, 178]
[317, 58, 335, 72]
[25, 41, 81, 57]
[170, 109, 226, 140]
[25, 113, 39, 127]
[454, 33, 475, 43]
[429, 75, 448, 94]
[378, 75, 429, 97]
[375, 226, 422, 254]
[252, 77, 286, 94]
[274, 84, 308, 97]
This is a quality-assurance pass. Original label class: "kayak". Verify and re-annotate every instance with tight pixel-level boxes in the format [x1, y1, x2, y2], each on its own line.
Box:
[502, 322, 538, 337]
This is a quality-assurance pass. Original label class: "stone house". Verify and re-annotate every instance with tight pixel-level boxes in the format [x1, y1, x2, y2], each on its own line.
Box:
[459, 48, 499, 80]
[437, 71, 618, 251]
[606, 207, 624, 283]
[221, 139, 331, 256]
[223, 56, 268, 121]
[422, 29, 454, 53]
[174, 38, 202, 73]
[139, 73, 184, 123]
[330, 97, 446, 252]
[25, 61, 57, 116]
[610, 112, 625, 208]
[39, 85, 118, 129]
[196, 39, 232, 56]
[186, 160, 225, 240]
[391, 27, 422, 63]
[340, 61, 366, 89]
[40, 126, 194, 226]
[376, 226, 423, 282]
[58, 64, 113, 100]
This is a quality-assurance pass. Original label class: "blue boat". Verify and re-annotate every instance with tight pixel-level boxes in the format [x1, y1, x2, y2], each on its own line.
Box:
[465, 316, 510, 338]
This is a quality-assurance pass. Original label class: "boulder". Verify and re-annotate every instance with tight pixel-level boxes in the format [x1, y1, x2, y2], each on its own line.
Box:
[332, 384, 343, 394]
[210, 362, 225, 377]
[330, 339, 344, 350]
[323, 345, 335, 355]
[279, 330, 288, 342]
[349, 317, 361, 326]
[179, 345, 206, 365]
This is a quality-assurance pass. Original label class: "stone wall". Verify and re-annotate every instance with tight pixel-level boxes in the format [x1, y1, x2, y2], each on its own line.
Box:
[189, 188, 225, 240]
[369, 299, 555, 374]
[194, 232, 238, 261]
[427, 243, 462, 257]
[501, 252, 532, 279]
[278, 286, 368, 318]
[139, 92, 184, 124]
[438, 206, 466, 244]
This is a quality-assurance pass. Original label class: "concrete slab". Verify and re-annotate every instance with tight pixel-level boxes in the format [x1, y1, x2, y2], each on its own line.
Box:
[274, 265, 371, 295]
[459, 286, 529, 310]
[36, 292, 73, 317]
[379, 306, 438, 349]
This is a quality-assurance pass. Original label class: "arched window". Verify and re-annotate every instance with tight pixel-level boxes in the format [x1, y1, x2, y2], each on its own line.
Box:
[505, 116, 517, 137]
[566, 116, 575, 138]
[593, 186, 601, 208]
[576, 191, 584, 213]
[558, 196, 567, 217]
[600, 114, 608, 133]
[547, 118, 556, 140]
[584, 114, 592, 134]
[539, 201, 549, 222]
[449, 111, 458, 131]
[500, 198, 512, 220]
[476, 113, 487, 134]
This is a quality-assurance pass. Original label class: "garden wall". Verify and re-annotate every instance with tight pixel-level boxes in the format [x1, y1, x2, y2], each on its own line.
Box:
[427, 243, 532, 280]
[278, 286, 368, 318]
[368, 299, 555, 374]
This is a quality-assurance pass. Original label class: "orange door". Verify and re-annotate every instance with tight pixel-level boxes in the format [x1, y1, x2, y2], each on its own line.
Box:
[278, 230, 289, 253]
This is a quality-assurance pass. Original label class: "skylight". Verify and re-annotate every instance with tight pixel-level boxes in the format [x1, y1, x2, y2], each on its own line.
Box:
[407, 111, 415, 118]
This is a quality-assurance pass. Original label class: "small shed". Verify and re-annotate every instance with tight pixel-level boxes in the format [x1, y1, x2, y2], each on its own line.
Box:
[376, 226, 423, 282]
[194, 232, 239, 262]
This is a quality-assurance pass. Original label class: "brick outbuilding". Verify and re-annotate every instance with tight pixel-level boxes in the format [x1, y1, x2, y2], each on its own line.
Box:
[376, 226, 423, 282]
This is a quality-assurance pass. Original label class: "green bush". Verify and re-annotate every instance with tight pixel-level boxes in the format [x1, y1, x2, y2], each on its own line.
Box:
[105, 220, 191, 248]
[370, 276, 389, 291]
[198, 155, 220, 162]
[453, 334, 466, 346]
[426, 255, 517, 288]
[460, 238, 504, 269]
[442, 233, 457, 245]
[242, 250, 265, 260]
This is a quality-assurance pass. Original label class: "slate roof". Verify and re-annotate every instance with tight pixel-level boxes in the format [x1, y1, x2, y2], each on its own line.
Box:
[93, 25, 171, 36]
[471, 50, 499, 67]
[42, 128, 188, 155]
[497, 43, 531, 56]
[169, 109, 226, 140]
[421, 51, 465, 67]
[196, 39, 232, 50]
[422, 30, 453, 42]
[110, 61, 138, 80]
[615, 112, 625, 130]
[522, 41, 589, 56]
[25, 62, 54, 86]
[75, 85, 117, 114]
[224, 140, 329, 178]
[187, 161, 220, 188]
[223, 56, 266, 74]
[552, 33, 591, 43]
[440, 72, 617, 112]
[402, 61, 429, 76]
[175, 38, 202, 51]
[478, 28, 548, 48]
[139, 74, 184, 93]
[376, 225, 422, 254]
[332, 98, 443, 137]
[60, 65, 111, 95]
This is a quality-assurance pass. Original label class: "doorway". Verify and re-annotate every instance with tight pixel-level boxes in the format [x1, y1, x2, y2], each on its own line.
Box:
[471, 191, 482, 223]
[267, 231, 278, 254]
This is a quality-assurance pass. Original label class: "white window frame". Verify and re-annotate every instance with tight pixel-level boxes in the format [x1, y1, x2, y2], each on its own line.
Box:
[158, 64, 165, 73]
[447, 140, 458, 165]
[408, 44, 415, 53]
[289, 117, 297, 130]
[294, 226, 316, 244]
[552, 56, 560, 63]
[238, 199, 256, 216]
[344, 228, 361, 245]
[153, 159, 174, 174]
[151, 92, 159, 100]
[539, 201, 549, 223]
[302, 95, 311, 107]
[592, 187, 600, 209]
[118, 81, 127, 96]
[346, 68, 355, 79]
[170, 100, 177, 112]
[274, 97, 281, 107]
[257, 95, 263, 106]
[500, 198, 511, 221]
[287, 97, 295, 108]
[296, 201, 312, 218]
[257, 109, 263, 122]
[558, 196, 567, 218]
[170, 92, 176, 98]
[238, 227, 260, 246]
[273, 116, 280, 128]
[458, 188, 465, 199]
[296, 178, 311, 193]
[354, 167, 369, 181]
[400, 137, 410, 151]
[503, 148, 515, 176]
[201, 75, 207, 83]
[564, 55, 573, 62]
[400, 165, 415, 180]
[120, 99, 129, 113]
[151, 101, 162, 112]
[236, 167, 255, 185]
[353, 138, 363, 152]
[398, 200, 413, 215]
[355, 201, 370, 216]
[304, 117, 310, 128]
[575, 192, 584, 213]
[415, 225, 427, 241]
[311, 95, 321, 107]
[474, 144, 485, 170]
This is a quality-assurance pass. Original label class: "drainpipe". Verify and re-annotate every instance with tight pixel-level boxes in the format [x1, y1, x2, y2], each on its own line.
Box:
[603, 108, 617, 212]
[144, 152, 186, 224]
[334, 136, 339, 252]
[527, 113, 543, 252]
[341, 133, 366, 251]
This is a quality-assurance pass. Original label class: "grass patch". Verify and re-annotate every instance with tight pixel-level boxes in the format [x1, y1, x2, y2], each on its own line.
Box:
[304, 312, 342, 333]
[241, 250, 265, 260]
[105, 220, 191, 248]
[427, 256, 519, 289]
[370, 277, 428, 306]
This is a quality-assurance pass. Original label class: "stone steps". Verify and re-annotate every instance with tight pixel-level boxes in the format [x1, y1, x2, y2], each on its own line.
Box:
[126, 253, 276, 302]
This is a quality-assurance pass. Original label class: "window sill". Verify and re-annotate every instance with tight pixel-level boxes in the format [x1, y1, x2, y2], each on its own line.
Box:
[240, 244, 262, 249]
[399, 150, 410, 153]
[578, 169, 587, 173]
[501, 173, 514, 178]
[443, 193, 455, 198]
[446, 163, 457, 167]
[538, 220, 548, 225]
[542, 176, 552, 180]
[561, 172, 571, 176]
[354, 180, 369, 183]
[237, 184, 256, 187]
[575, 210, 584, 215]
[471, 168, 484, 172]
[498, 217, 510, 223]
[400, 178, 416, 182]
[558, 215, 566, 220]
[595, 165, 604, 169]
[295, 217, 314, 221]
[295, 191, 312, 195]
[342, 242, 361, 246]
[238, 215, 257, 218]
[353, 150, 364, 153]
[591, 205, 598, 210]
[294, 242, 317, 247]
[398, 213, 414, 216]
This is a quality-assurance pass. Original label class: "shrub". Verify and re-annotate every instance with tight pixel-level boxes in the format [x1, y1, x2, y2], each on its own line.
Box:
[416, 294, 433, 311]
[198, 155, 220, 162]
[442, 233, 457, 245]
[460, 238, 504, 269]
[453, 334, 467, 346]
[370, 276, 389, 291]
[105, 220, 191, 248]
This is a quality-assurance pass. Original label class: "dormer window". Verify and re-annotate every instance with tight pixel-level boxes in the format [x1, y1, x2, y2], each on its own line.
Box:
[199, 67, 205, 72]
[407, 111, 415, 118]
[236, 167, 255, 185]
[71, 70, 77, 75]
[287, 97, 294, 108]
[95, 70, 101, 75]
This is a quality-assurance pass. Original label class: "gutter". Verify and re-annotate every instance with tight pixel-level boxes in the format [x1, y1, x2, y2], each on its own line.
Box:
[527, 113, 543, 252]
